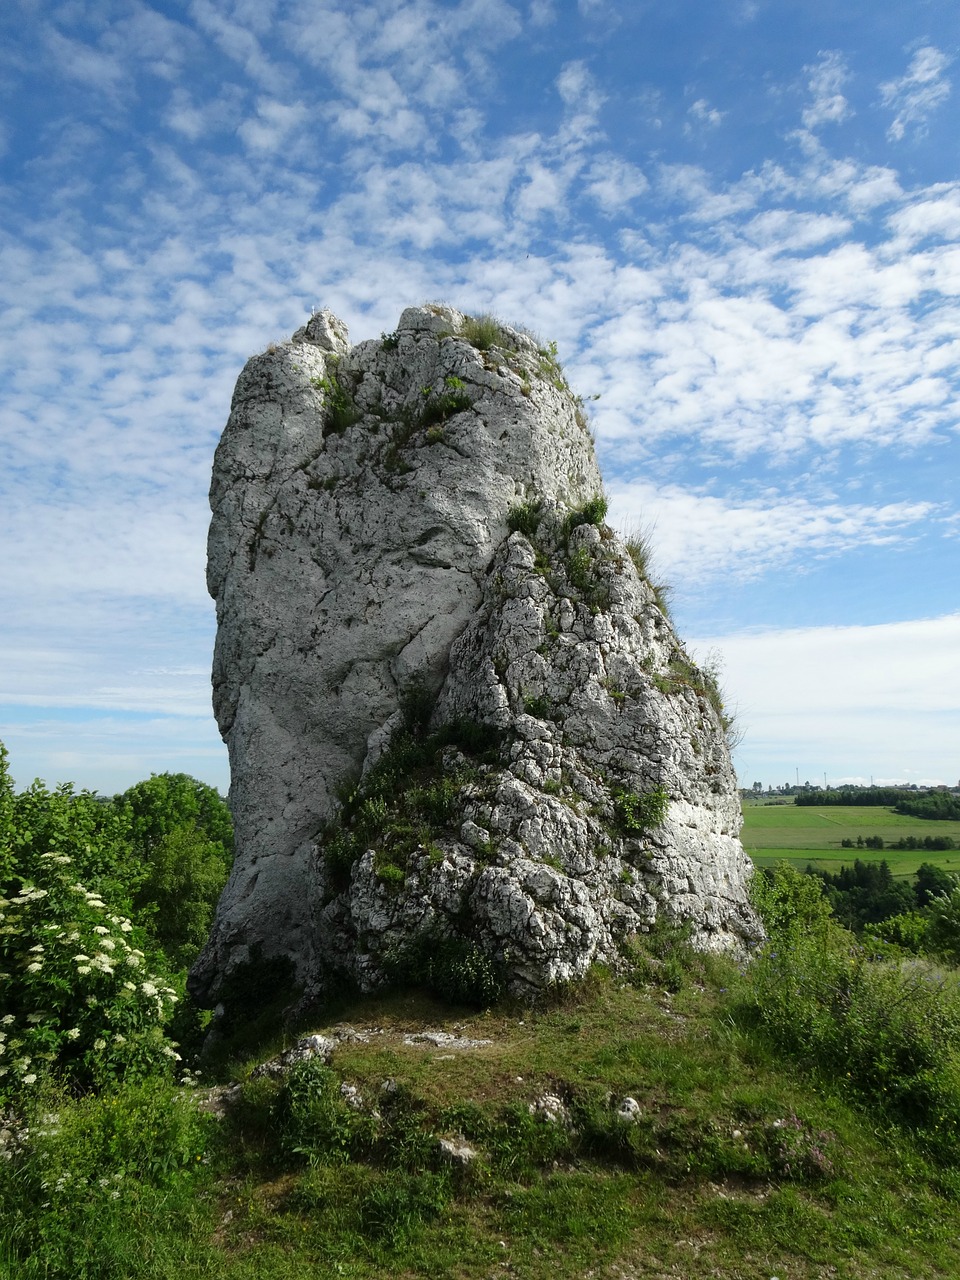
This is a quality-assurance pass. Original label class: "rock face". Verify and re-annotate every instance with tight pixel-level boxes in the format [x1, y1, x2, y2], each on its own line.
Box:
[190, 304, 761, 1012]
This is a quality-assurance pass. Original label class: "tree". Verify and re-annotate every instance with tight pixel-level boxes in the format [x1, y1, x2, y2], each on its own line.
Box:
[915, 861, 955, 907]
[114, 774, 233, 970]
[927, 880, 960, 965]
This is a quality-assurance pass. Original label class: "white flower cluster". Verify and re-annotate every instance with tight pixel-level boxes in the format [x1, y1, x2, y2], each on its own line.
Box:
[0, 855, 182, 1096]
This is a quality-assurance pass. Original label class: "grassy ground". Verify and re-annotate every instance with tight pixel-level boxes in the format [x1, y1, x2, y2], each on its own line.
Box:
[160, 969, 960, 1277]
[9, 953, 960, 1280]
[742, 801, 960, 876]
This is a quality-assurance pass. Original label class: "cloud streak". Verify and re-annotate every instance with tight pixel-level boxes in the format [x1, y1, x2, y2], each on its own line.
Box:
[881, 45, 952, 141]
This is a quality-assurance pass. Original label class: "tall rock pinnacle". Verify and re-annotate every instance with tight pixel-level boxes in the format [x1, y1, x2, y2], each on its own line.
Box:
[190, 304, 760, 1014]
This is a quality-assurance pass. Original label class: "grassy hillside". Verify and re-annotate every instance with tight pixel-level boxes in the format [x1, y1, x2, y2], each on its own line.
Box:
[7, 932, 960, 1280]
[742, 801, 960, 876]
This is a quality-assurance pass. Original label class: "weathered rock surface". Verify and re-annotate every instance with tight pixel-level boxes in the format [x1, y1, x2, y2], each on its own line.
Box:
[190, 304, 761, 1013]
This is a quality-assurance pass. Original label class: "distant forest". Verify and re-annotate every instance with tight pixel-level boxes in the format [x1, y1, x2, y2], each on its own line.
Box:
[795, 788, 960, 820]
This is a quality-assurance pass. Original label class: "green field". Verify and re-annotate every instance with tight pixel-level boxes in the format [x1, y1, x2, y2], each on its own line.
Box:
[741, 801, 960, 878]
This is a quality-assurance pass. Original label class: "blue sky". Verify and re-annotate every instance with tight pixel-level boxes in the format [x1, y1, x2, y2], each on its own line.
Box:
[1, 0, 958, 796]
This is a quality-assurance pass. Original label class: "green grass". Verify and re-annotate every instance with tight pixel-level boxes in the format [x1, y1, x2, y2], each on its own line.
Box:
[742, 803, 960, 877]
[9, 954, 960, 1279]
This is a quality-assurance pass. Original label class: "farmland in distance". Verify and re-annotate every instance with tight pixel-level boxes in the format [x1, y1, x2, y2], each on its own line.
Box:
[741, 798, 960, 878]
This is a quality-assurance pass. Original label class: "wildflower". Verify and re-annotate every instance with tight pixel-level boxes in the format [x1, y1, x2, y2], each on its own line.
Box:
[113, 1034, 126, 1045]
[0, 1016, 13, 1026]
[125, 955, 141, 968]
[123, 982, 135, 992]
[28, 944, 45, 953]
[94, 1039, 106, 1051]
[26, 962, 43, 973]
[98, 939, 116, 951]
[141, 982, 158, 997]
[92, 926, 109, 936]
[77, 965, 91, 975]
[119, 921, 132, 933]
[73, 955, 91, 964]
[65, 1028, 80, 1040]
[26, 1014, 43, 1024]
[23, 1074, 37, 1085]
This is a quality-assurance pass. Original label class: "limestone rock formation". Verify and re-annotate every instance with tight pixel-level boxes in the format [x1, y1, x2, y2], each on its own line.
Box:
[190, 304, 761, 1012]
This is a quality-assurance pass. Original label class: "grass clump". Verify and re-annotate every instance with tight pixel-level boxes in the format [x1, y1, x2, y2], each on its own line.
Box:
[311, 370, 362, 436]
[419, 376, 472, 429]
[562, 494, 608, 541]
[321, 706, 502, 892]
[506, 499, 543, 538]
[460, 312, 504, 350]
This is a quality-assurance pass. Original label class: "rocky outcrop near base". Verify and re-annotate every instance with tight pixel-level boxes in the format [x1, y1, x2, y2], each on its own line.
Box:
[190, 305, 761, 1012]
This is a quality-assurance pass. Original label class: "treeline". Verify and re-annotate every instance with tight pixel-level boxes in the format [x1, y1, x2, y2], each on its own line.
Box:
[840, 835, 956, 850]
[796, 787, 910, 807]
[895, 792, 960, 821]
[794, 787, 960, 819]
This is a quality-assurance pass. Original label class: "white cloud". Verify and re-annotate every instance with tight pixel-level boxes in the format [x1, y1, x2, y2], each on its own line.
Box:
[189, 0, 289, 92]
[881, 45, 951, 141]
[693, 614, 960, 786]
[585, 156, 649, 214]
[237, 96, 308, 153]
[0, 713, 229, 795]
[43, 26, 128, 101]
[607, 482, 939, 585]
[801, 50, 852, 130]
[686, 98, 724, 130]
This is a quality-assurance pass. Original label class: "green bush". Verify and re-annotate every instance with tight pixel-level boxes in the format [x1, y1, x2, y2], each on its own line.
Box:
[614, 786, 669, 837]
[743, 863, 960, 1155]
[927, 883, 960, 964]
[385, 930, 506, 1007]
[311, 370, 361, 435]
[562, 495, 608, 540]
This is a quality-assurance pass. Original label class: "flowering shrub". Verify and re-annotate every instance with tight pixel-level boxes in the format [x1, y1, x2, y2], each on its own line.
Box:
[0, 852, 180, 1105]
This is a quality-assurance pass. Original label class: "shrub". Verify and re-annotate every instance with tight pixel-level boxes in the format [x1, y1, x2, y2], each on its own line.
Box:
[614, 786, 669, 837]
[742, 863, 960, 1155]
[567, 545, 593, 592]
[927, 882, 960, 964]
[385, 930, 506, 1007]
[0, 854, 180, 1104]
